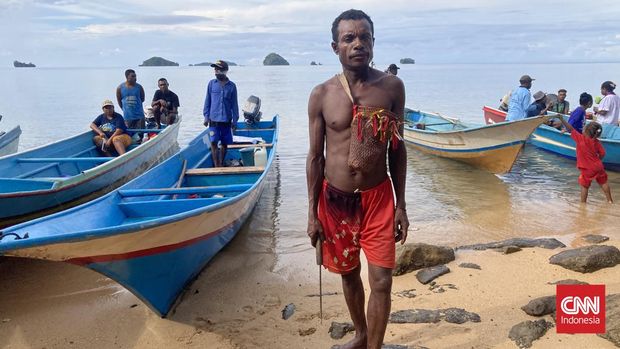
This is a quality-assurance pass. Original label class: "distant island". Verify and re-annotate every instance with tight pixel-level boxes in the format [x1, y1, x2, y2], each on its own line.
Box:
[189, 61, 237, 67]
[400, 58, 415, 64]
[263, 53, 289, 66]
[14, 60, 35, 68]
[139, 57, 179, 67]
[310, 61, 322, 66]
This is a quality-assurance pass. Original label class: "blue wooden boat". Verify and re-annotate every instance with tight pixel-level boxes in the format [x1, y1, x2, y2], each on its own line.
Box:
[0, 116, 278, 317]
[0, 125, 21, 157]
[0, 118, 181, 225]
[404, 109, 545, 173]
[484, 106, 620, 171]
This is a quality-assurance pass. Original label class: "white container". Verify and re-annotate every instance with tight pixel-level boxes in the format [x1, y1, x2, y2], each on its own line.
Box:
[254, 146, 267, 167]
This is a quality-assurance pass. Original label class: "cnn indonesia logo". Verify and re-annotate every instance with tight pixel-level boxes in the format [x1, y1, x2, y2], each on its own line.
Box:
[556, 284, 605, 334]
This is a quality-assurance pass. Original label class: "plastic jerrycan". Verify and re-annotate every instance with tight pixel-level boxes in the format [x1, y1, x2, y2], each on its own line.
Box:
[254, 145, 267, 167]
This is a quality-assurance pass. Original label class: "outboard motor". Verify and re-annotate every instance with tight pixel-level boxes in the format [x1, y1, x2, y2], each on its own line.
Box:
[242, 95, 262, 125]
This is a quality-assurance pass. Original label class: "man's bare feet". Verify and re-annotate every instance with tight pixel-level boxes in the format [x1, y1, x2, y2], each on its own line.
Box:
[331, 333, 367, 349]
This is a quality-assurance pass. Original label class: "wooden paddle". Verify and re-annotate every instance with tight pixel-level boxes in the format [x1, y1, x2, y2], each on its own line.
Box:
[172, 159, 188, 200]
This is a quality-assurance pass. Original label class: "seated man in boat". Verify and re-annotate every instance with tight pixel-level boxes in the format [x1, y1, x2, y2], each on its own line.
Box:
[306, 9, 409, 349]
[526, 91, 553, 118]
[151, 78, 180, 127]
[90, 99, 132, 156]
[550, 89, 570, 114]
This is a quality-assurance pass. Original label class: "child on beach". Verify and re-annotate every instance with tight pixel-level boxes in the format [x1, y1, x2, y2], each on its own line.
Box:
[558, 114, 613, 203]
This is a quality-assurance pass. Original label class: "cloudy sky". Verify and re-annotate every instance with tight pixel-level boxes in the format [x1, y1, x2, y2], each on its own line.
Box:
[2, 0, 620, 67]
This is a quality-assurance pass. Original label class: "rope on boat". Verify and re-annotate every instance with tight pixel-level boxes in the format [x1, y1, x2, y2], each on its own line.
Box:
[0, 231, 29, 241]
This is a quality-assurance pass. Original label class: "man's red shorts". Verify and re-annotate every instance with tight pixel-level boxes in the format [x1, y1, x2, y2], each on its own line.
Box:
[578, 168, 608, 188]
[317, 178, 395, 274]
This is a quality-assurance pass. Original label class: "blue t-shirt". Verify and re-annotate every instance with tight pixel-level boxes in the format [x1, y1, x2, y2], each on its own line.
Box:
[506, 86, 531, 121]
[203, 79, 239, 124]
[568, 106, 586, 133]
[526, 101, 545, 118]
[119, 83, 144, 121]
[93, 112, 127, 138]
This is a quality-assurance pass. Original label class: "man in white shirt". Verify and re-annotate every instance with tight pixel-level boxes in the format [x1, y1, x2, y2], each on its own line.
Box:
[594, 81, 620, 125]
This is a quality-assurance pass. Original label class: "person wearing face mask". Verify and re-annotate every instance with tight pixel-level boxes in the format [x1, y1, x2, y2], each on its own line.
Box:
[203, 60, 239, 167]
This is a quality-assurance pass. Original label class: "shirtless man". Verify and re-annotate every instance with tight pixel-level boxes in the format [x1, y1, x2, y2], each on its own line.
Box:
[306, 9, 409, 349]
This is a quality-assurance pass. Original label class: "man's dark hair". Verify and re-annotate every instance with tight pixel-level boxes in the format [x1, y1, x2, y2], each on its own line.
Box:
[601, 80, 616, 92]
[558, 89, 567, 94]
[125, 69, 136, 78]
[158, 78, 168, 84]
[579, 92, 593, 106]
[331, 9, 374, 42]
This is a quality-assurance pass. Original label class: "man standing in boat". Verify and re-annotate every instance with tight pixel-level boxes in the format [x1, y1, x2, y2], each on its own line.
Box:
[506, 75, 534, 121]
[306, 9, 409, 349]
[203, 60, 239, 167]
[116, 69, 145, 141]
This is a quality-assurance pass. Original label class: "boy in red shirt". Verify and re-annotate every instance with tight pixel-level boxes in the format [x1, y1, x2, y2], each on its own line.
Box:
[559, 115, 613, 203]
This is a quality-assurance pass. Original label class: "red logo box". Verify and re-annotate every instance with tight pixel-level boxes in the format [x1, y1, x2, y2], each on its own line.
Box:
[556, 284, 605, 334]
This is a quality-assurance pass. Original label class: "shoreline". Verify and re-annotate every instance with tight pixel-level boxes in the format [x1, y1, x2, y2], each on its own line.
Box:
[1, 233, 619, 348]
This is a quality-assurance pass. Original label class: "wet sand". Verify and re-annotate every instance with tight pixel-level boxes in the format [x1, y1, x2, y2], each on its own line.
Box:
[1, 228, 619, 348]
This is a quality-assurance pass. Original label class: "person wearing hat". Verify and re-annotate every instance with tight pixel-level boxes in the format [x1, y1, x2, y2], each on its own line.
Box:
[594, 81, 620, 126]
[203, 59, 239, 167]
[386, 63, 400, 76]
[90, 100, 132, 156]
[506, 74, 535, 121]
[526, 91, 553, 118]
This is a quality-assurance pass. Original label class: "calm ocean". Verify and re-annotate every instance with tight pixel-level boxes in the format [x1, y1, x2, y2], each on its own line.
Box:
[1, 63, 619, 267]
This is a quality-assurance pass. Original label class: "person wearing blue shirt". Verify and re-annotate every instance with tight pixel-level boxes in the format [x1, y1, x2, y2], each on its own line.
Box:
[568, 93, 594, 134]
[506, 75, 534, 121]
[526, 91, 552, 118]
[90, 99, 132, 156]
[203, 60, 239, 167]
[116, 69, 145, 141]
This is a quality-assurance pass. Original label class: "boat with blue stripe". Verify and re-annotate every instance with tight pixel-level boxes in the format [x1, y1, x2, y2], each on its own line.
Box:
[483, 106, 620, 171]
[0, 118, 180, 226]
[0, 116, 278, 317]
[404, 109, 545, 173]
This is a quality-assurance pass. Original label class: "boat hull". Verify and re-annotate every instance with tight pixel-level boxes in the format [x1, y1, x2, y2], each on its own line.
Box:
[0, 125, 21, 157]
[0, 122, 180, 223]
[0, 117, 279, 317]
[483, 106, 620, 171]
[403, 110, 543, 173]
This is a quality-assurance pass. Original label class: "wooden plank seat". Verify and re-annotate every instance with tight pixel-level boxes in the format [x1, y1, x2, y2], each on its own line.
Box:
[16, 157, 114, 163]
[118, 197, 228, 217]
[16, 146, 99, 179]
[227, 143, 273, 149]
[119, 184, 252, 197]
[185, 166, 265, 176]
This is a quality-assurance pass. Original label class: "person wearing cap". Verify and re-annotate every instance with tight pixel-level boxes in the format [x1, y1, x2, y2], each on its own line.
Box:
[90, 100, 132, 156]
[151, 77, 180, 127]
[203, 59, 239, 167]
[506, 75, 534, 121]
[386, 63, 399, 75]
[116, 69, 145, 140]
[526, 91, 553, 118]
[594, 81, 620, 126]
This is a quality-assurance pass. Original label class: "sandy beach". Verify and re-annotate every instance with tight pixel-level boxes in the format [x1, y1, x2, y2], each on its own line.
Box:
[1, 225, 618, 349]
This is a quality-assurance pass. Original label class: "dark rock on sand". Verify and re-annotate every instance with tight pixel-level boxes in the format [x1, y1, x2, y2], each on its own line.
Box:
[281, 303, 295, 320]
[598, 293, 620, 347]
[508, 319, 554, 348]
[298, 327, 316, 336]
[389, 308, 480, 324]
[328, 322, 355, 339]
[548, 279, 589, 285]
[458, 238, 565, 251]
[334, 345, 427, 349]
[521, 296, 556, 316]
[582, 234, 610, 244]
[549, 245, 620, 273]
[501, 245, 522, 254]
[416, 265, 450, 284]
[394, 289, 417, 298]
[393, 243, 455, 276]
[458, 262, 481, 270]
